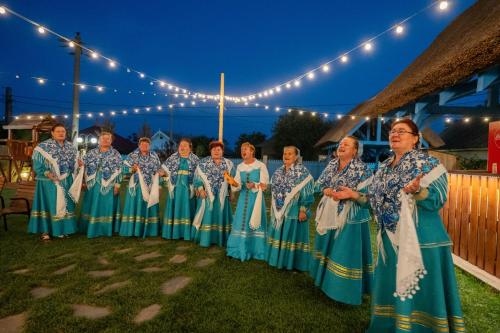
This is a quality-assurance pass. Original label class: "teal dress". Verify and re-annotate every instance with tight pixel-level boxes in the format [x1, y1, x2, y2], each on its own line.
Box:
[309, 158, 374, 305]
[28, 139, 79, 237]
[191, 157, 234, 247]
[119, 149, 161, 238]
[226, 160, 269, 261]
[79, 147, 122, 238]
[267, 163, 314, 271]
[161, 153, 199, 240]
[367, 150, 465, 333]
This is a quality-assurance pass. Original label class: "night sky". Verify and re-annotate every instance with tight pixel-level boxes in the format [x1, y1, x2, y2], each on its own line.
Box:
[0, 0, 477, 147]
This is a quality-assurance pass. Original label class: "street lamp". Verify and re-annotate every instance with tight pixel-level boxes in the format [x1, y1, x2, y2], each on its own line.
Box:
[77, 134, 97, 155]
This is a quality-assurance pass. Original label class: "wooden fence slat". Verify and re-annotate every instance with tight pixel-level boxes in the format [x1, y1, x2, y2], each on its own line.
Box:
[477, 176, 488, 269]
[459, 175, 471, 259]
[453, 174, 463, 255]
[485, 177, 498, 274]
[448, 173, 458, 252]
[468, 176, 480, 265]
[441, 174, 451, 230]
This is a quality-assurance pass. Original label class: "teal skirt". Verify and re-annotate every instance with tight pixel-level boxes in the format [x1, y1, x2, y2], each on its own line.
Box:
[192, 196, 232, 247]
[119, 186, 160, 238]
[79, 185, 121, 238]
[367, 232, 465, 333]
[28, 178, 77, 237]
[161, 186, 195, 240]
[309, 219, 373, 305]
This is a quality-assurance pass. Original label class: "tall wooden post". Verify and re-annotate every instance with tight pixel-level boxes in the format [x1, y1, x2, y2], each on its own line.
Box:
[218, 73, 225, 142]
[71, 32, 82, 146]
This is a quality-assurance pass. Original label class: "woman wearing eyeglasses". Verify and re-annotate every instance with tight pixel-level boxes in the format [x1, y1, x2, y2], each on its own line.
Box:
[335, 119, 464, 332]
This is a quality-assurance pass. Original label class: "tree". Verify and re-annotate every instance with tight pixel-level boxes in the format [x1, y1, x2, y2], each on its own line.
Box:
[272, 110, 332, 160]
[94, 117, 116, 133]
[191, 135, 215, 158]
[234, 131, 267, 158]
[137, 122, 152, 139]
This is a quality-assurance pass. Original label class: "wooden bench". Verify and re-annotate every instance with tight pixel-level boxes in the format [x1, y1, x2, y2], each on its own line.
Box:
[0, 180, 36, 231]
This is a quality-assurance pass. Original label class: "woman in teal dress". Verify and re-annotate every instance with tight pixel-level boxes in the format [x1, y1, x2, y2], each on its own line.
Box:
[79, 132, 122, 238]
[226, 142, 269, 261]
[309, 136, 374, 305]
[192, 141, 234, 247]
[337, 119, 465, 332]
[267, 146, 314, 271]
[119, 137, 162, 238]
[160, 138, 199, 240]
[28, 123, 83, 240]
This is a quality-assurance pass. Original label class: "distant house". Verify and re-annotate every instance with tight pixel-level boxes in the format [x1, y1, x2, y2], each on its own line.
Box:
[150, 130, 176, 152]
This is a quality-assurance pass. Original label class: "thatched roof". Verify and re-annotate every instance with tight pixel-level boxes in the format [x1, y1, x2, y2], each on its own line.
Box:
[316, 0, 500, 146]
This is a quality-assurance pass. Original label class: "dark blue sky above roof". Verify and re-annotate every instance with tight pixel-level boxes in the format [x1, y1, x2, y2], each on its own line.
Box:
[0, 0, 476, 146]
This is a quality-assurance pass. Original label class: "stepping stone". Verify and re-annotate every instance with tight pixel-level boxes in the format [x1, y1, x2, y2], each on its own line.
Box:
[88, 270, 116, 278]
[95, 280, 130, 295]
[53, 264, 76, 275]
[57, 253, 76, 259]
[97, 257, 110, 265]
[12, 268, 30, 274]
[195, 258, 216, 268]
[135, 251, 162, 262]
[161, 276, 192, 295]
[143, 240, 163, 246]
[175, 245, 191, 252]
[168, 254, 187, 264]
[140, 267, 163, 273]
[72, 304, 111, 319]
[114, 248, 133, 254]
[31, 287, 56, 299]
[0, 312, 26, 333]
[133, 304, 161, 324]
[207, 247, 222, 254]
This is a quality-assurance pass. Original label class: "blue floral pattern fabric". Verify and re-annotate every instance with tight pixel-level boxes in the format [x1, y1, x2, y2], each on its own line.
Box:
[271, 163, 311, 210]
[369, 149, 440, 232]
[197, 157, 233, 195]
[316, 158, 372, 214]
[83, 147, 122, 182]
[124, 149, 161, 187]
[34, 139, 77, 175]
[162, 152, 199, 185]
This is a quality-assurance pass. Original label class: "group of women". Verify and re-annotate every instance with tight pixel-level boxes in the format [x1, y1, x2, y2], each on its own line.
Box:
[28, 119, 465, 332]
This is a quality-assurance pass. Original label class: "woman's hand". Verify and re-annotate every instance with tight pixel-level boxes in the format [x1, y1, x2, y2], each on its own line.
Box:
[259, 183, 267, 191]
[132, 164, 138, 173]
[323, 188, 334, 197]
[114, 185, 120, 196]
[198, 189, 207, 199]
[78, 159, 84, 167]
[158, 169, 166, 177]
[331, 186, 359, 201]
[404, 174, 423, 194]
[46, 172, 58, 182]
[298, 211, 307, 222]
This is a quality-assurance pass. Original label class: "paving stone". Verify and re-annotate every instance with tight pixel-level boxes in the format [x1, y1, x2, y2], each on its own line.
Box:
[114, 248, 133, 254]
[195, 258, 216, 268]
[143, 240, 163, 246]
[95, 280, 131, 295]
[140, 267, 163, 273]
[133, 304, 161, 324]
[168, 254, 187, 264]
[175, 245, 191, 252]
[72, 304, 111, 319]
[88, 270, 116, 278]
[161, 276, 192, 295]
[207, 247, 222, 254]
[135, 251, 162, 262]
[57, 253, 76, 259]
[12, 268, 30, 275]
[0, 312, 27, 333]
[53, 264, 76, 275]
[31, 287, 56, 299]
[97, 257, 110, 265]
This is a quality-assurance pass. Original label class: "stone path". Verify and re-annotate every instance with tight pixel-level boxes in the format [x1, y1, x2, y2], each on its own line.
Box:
[88, 270, 116, 278]
[135, 251, 162, 262]
[95, 280, 131, 295]
[207, 247, 222, 254]
[133, 304, 161, 324]
[175, 245, 191, 252]
[143, 240, 163, 246]
[72, 304, 111, 319]
[114, 248, 133, 254]
[195, 258, 216, 268]
[97, 257, 110, 265]
[31, 287, 56, 299]
[12, 268, 30, 275]
[161, 276, 192, 295]
[0, 312, 27, 333]
[140, 267, 163, 273]
[168, 254, 187, 264]
[53, 264, 76, 275]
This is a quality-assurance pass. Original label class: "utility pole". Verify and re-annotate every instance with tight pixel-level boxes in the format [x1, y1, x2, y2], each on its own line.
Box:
[218, 73, 225, 142]
[71, 32, 82, 146]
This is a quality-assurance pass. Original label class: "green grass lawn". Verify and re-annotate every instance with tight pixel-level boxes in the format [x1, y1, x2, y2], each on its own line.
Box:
[0, 188, 499, 333]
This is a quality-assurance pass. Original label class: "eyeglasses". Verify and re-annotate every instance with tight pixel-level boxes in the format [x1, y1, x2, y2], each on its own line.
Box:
[389, 129, 416, 136]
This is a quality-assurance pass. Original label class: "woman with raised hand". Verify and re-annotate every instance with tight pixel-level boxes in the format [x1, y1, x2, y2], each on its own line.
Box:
[267, 146, 314, 271]
[160, 138, 199, 240]
[309, 136, 374, 305]
[79, 131, 122, 238]
[192, 141, 234, 247]
[119, 137, 162, 238]
[226, 142, 269, 261]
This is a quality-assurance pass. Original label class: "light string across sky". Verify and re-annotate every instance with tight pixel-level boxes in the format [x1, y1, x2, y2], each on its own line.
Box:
[0, 1, 452, 104]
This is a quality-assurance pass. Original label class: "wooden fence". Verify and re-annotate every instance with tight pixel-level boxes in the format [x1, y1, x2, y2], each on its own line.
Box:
[441, 171, 500, 278]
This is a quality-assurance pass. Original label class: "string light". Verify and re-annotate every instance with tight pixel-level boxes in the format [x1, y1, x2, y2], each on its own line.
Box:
[0, 6, 6, 15]
[68, 41, 75, 48]
[322, 64, 330, 72]
[37, 26, 46, 34]
[439, 1, 449, 11]
[464, 117, 470, 123]
[445, 117, 452, 123]
[294, 80, 301, 87]
[108, 60, 116, 68]
[307, 72, 315, 80]
[79, 84, 86, 90]
[38, 78, 45, 85]
[91, 51, 99, 59]
[341, 55, 349, 63]
[395, 25, 404, 35]
[484, 117, 490, 122]
[363, 42, 373, 52]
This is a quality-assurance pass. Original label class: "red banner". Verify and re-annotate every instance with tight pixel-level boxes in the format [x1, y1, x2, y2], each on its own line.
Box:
[487, 121, 500, 173]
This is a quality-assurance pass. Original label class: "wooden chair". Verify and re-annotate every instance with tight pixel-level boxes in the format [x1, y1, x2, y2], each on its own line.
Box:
[0, 181, 36, 231]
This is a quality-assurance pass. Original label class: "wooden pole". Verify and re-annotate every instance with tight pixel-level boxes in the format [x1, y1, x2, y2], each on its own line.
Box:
[218, 73, 225, 142]
[71, 32, 82, 147]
